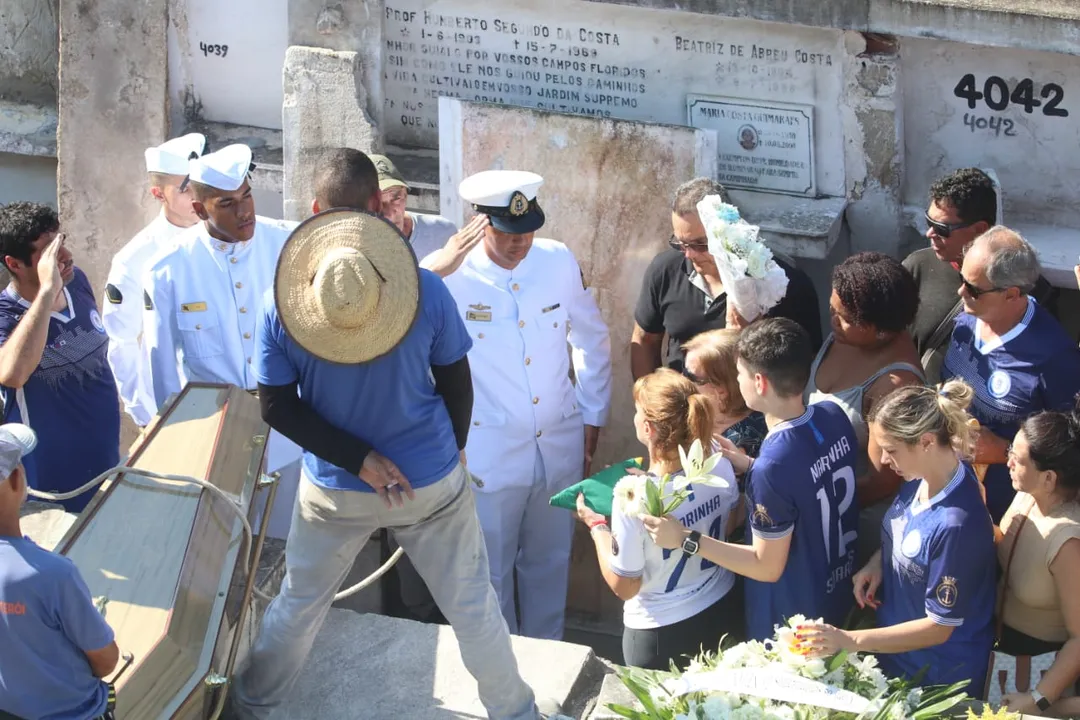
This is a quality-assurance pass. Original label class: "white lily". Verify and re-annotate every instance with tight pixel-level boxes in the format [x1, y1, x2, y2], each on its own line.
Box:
[673, 439, 726, 490]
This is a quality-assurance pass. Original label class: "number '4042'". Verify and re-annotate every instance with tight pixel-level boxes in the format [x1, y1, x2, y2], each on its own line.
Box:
[954, 74, 1068, 117]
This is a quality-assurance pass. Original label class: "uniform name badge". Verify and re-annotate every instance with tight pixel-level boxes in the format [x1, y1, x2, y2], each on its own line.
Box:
[467, 303, 492, 322]
[181, 302, 208, 313]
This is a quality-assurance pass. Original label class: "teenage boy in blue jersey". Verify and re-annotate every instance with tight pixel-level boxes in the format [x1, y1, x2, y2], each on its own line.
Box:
[0, 423, 120, 720]
[0, 202, 120, 513]
[645, 318, 859, 641]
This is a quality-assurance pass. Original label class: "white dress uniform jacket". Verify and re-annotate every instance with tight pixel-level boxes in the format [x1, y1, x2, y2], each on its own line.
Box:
[102, 210, 189, 426]
[438, 239, 613, 492]
[141, 216, 296, 409]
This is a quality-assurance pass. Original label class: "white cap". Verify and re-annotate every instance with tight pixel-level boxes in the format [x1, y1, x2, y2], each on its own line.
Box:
[0, 424, 36, 479]
[459, 170, 546, 234]
[459, 170, 544, 207]
[145, 133, 206, 176]
[188, 143, 255, 192]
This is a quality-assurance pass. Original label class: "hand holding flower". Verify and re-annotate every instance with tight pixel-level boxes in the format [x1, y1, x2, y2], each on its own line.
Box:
[795, 622, 856, 657]
[642, 514, 688, 550]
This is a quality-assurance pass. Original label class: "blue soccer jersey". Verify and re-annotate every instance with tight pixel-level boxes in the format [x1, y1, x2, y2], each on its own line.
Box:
[0, 269, 121, 512]
[877, 462, 996, 695]
[744, 401, 859, 641]
[942, 298, 1080, 522]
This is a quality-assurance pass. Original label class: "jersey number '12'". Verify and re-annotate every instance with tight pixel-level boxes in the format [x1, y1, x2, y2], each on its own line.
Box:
[816, 466, 857, 563]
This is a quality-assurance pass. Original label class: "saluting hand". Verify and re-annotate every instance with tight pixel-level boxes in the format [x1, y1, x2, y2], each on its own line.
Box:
[359, 451, 415, 508]
[37, 234, 65, 299]
[431, 214, 489, 277]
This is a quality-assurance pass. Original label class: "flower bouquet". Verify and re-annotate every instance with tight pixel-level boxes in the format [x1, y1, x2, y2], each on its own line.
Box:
[608, 615, 993, 720]
[613, 440, 729, 518]
[697, 196, 789, 322]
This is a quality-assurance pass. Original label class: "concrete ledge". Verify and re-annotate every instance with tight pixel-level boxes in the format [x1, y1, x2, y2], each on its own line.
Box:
[183, 121, 283, 194]
[903, 205, 1080, 288]
[0, 100, 58, 157]
[279, 609, 604, 719]
[729, 191, 848, 260]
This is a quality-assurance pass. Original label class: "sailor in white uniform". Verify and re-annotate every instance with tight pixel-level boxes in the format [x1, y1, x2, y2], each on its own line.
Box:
[102, 133, 205, 427]
[430, 170, 613, 639]
[141, 143, 302, 539]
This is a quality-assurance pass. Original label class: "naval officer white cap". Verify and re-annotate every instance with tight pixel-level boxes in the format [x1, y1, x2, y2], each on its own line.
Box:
[144, 133, 206, 176]
[187, 143, 256, 192]
[459, 170, 546, 234]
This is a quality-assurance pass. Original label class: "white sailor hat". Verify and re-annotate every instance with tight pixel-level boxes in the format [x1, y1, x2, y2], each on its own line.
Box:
[187, 143, 256, 192]
[144, 133, 206, 176]
[459, 170, 545, 234]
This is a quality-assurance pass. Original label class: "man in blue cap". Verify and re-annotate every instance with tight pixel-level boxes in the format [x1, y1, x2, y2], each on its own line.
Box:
[429, 170, 612, 640]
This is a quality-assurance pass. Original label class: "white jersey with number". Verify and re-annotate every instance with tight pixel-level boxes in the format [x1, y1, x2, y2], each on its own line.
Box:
[608, 464, 739, 629]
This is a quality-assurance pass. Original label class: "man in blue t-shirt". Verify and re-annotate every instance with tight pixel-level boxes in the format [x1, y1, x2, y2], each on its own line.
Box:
[644, 318, 859, 641]
[0, 203, 121, 513]
[230, 150, 538, 720]
[0, 423, 119, 719]
[942, 227, 1080, 523]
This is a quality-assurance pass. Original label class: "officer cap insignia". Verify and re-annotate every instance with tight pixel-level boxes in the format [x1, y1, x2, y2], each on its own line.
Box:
[105, 284, 123, 304]
[508, 191, 529, 217]
[143, 290, 154, 311]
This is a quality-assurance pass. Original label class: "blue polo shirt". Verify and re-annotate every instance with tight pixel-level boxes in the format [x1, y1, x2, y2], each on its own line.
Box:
[878, 463, 996, 695]
[0, 269, 121, 512]
[942, 298, 1080, 522]
[255, 269, 472, 491]
[0, 536, 114, 720]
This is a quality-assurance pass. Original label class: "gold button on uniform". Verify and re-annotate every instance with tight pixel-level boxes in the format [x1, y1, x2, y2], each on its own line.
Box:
[553, 322, 558, 328]
[239, 307, 248, 314]
[230, 257, 238, 264]
[235, 282, 243, 289]
[244, 332, 251, 339]
[518, 320, 525, 328]
[532, 397, 539, 405]
[536, 430, 543, 438]
[477, 333, 485, 339]
[195, 324, 202, 330]
[473, 420, 480, 426]
[525, 357, 531, 365]
[512, 283, 520, 291]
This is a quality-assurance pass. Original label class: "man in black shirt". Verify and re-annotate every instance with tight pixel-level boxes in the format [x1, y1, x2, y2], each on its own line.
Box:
[631, 178, 822, 379]
[903, 168, 1057, 383]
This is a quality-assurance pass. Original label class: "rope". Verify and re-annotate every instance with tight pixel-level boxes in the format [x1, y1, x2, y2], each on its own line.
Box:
[28, 468, 402, 603]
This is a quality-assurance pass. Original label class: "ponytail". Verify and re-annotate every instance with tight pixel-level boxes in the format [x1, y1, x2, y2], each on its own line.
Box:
[868, 380, 976, 458]
[686, 393, 717, 456]
[633, 368, 715, 463]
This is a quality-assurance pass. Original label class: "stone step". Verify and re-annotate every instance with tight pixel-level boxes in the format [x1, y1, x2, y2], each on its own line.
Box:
[277, 609, 607, 719]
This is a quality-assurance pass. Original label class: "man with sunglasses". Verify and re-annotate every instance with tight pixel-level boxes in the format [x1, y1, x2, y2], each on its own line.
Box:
[631, 178, 821, 380]
[370, 154, 487, 278]
[941, 227, 1080, 524]
[903, 168, 1057, 383]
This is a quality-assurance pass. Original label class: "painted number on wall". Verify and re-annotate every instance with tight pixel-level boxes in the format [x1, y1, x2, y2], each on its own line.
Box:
[953, 74, 1068, 117]
[199, 42, 229, 58]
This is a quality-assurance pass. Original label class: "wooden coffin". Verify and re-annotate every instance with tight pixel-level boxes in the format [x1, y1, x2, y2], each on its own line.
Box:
[55, 383, 270, 720]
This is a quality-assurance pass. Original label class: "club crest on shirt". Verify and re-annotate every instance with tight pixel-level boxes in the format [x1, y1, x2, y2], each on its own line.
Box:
[988, 370, 1012, 399]
[752, 503, 773, 526]
[611, 535, 619, 556]
[935, 576, 959, 608]
[900, 529, 922, 559]
[89, 309, 105, 334]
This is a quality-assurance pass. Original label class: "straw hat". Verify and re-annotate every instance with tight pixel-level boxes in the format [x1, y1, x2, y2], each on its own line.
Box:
[275, 209, 419, 364]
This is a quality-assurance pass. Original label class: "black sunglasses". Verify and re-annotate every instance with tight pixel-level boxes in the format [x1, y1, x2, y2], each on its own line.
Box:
[960, 278, 1008, 299]
[681, 365, 709, 385]
[925, 212, 977, 239]
[669, 235, 709, 253]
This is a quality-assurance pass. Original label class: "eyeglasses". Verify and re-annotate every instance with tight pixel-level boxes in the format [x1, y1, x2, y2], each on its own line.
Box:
[381, 188, 408, 204]
[924, 212, 977, 239]
[681, 365, 709, 386]
[669, 235, 709, 253]
[960, 277, 1008, 299]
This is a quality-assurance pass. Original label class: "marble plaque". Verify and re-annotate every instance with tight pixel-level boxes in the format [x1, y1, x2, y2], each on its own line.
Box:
[687, 95, 815, 196]
[382, 0, 845, 196]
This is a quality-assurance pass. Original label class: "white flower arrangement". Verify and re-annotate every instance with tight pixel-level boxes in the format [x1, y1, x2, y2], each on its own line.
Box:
[696, 196, 790, 322]
[609, 616, 982, 720]
[612, 439, 729, 519]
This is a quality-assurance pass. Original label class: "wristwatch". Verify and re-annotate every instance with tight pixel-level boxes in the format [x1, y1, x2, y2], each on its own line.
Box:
[1031, 688, 1051, 712]
[682, 530, 702, 556]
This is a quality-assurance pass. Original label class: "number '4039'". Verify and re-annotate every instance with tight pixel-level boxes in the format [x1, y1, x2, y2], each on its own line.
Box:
[954, 74, 1068, 117]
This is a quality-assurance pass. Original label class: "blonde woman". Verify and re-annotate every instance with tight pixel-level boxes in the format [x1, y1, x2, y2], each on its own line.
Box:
[995, 400, 1080, 717]
[799, 381, 996, 696]
[682, 329, 767, 458]
[575, 369, 740, 670]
